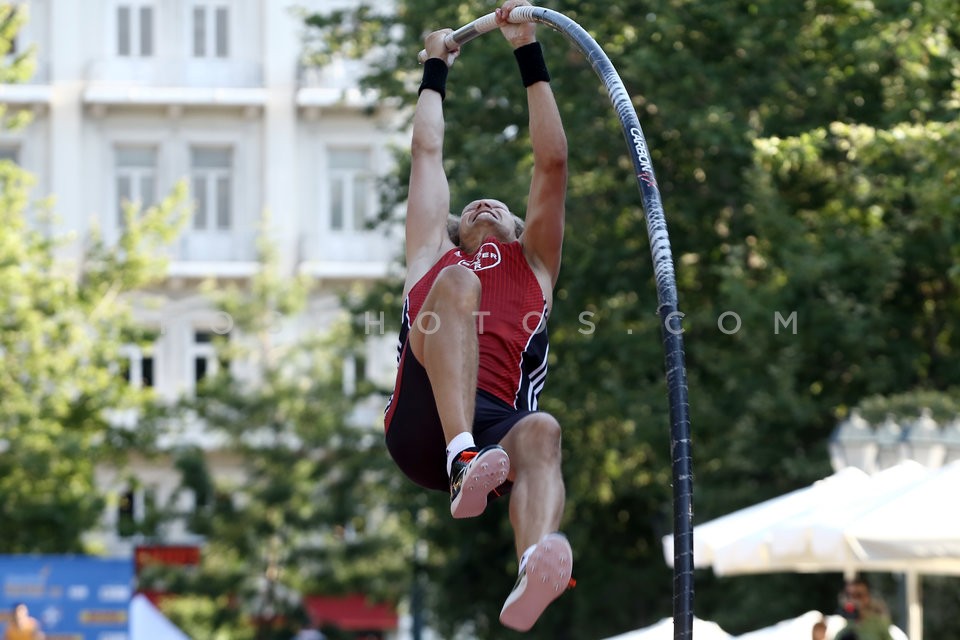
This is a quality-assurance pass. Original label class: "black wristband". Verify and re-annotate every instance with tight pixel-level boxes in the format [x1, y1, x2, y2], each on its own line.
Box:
[418, 58, 448, 100]
[513, 42, 550, 87]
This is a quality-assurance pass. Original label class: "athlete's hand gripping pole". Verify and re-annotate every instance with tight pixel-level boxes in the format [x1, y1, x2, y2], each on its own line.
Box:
[417, 7, 537, 63]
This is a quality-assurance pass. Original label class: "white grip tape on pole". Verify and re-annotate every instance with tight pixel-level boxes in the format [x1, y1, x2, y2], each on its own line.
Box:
[417, 7, 537, 63]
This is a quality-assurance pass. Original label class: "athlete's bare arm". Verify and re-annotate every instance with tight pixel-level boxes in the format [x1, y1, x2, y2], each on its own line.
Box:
[497, 2, 568, 296]
[404, 31, 459, 297]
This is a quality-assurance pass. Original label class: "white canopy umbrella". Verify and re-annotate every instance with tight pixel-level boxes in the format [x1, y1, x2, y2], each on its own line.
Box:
[129, 594, 192, 640]
[735, 610, 843, 640]
[662, 467, 870, 574]
[845, 461, 960, 565]
[734, 610, 907, 640]
[662, 461, 960, 640]
[713, 462, 960, 576]
[603, 616, 733, 640]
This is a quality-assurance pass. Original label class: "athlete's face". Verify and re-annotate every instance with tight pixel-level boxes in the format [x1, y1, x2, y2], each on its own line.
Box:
[458, 198, 518, 250]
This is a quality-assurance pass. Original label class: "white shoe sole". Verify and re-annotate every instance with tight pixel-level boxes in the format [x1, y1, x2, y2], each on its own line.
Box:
[449, 447, 510, 519]
[499, 533, 573, 631]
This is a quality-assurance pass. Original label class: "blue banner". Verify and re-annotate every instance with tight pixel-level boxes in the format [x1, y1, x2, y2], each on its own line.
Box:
[0, 556, 132, 640]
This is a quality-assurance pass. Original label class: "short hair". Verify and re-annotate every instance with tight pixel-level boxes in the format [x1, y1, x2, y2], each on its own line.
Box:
[847, 575, 870, 590]
[446, 215, 460, 244]
[446, 213, 525, 246]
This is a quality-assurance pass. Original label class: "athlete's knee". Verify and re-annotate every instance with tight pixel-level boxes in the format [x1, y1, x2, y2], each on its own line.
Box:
[432, 264, 481, 311]
[517, 413, 562, 460]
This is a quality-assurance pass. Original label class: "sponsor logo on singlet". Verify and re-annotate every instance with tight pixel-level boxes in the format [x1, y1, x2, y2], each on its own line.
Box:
[457, 242, 502, 271]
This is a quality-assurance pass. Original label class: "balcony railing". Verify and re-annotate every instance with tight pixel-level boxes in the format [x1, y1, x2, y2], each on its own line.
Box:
[172, 230, 257, 262]
[298, 229, 400, 279]
[296, 58, 378, 108]
[86, 57, 263, 89]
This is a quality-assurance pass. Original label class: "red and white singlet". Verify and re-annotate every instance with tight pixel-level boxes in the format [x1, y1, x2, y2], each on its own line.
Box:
[399, 237, 549, 410]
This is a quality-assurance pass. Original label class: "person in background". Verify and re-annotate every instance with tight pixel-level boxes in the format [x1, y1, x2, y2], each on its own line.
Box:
[835, 576, 893, 640]
[3, 603, 45, 640]
[812, 616, 827, 640]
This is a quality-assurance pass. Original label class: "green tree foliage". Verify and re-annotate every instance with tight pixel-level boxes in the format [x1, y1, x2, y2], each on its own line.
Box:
[305, 0, 960, 637]
[144, 229, 415, 640]
[0, 162, 188, 556]
[0, 4, 189, 553]
[0, 4, 35, 129]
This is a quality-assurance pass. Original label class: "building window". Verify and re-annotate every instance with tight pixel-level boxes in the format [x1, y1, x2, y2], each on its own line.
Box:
[117, 3, 154, 57]
[117, 486, 158, 538]
[4, 4, 23, 57]
[191, 330, 229, 390]
[342, 353, 367, 396]
[190, 147, 232, 231]
[328, 148, 373, 232]
[115, 146, 157, 227]
[192, 4, 229, 58]
[119, 344, 155, 388]
[193, 330, 215, 384]
[0, 146, 19, 164]
[117, 489, 137, 536]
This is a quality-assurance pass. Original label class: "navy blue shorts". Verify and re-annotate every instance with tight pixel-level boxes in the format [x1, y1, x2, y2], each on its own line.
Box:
[384, 343, 531, 493]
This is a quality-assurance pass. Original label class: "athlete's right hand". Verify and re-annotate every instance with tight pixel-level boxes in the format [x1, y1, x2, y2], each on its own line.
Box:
[424, 29, 460, 67]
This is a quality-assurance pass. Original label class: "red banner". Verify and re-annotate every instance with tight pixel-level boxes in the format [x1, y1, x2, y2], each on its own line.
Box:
[134, 545, 201, 572]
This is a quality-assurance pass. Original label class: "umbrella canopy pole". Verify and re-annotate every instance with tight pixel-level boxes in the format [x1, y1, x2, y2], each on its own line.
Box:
[906, 571, 922, 640]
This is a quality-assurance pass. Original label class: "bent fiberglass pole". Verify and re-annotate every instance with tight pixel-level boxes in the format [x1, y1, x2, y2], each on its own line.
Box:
[421, 7, 695, 640]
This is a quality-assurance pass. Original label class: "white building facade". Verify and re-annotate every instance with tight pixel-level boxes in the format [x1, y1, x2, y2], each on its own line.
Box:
[1, 0, 404, 561]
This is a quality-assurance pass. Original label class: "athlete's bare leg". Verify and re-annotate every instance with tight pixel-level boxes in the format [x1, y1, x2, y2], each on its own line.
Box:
[498, 412, 565, 558]
[497, 412, 570, 631]
[407, 264, 480, 445]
